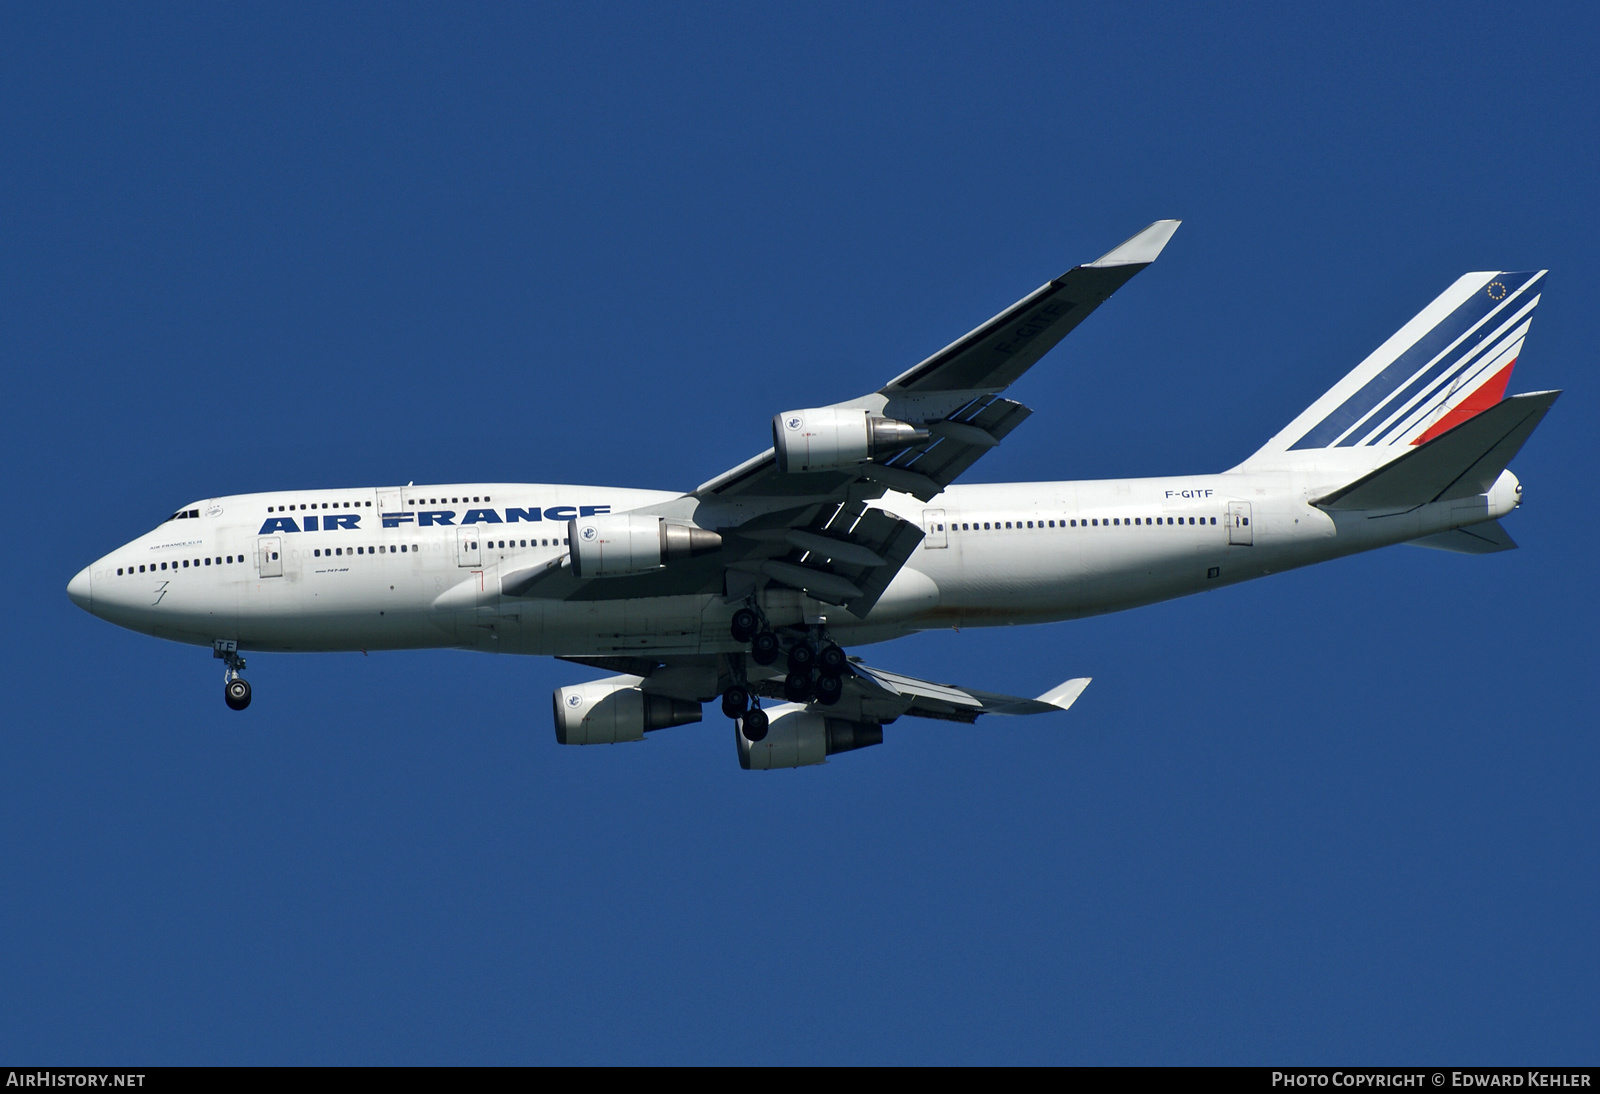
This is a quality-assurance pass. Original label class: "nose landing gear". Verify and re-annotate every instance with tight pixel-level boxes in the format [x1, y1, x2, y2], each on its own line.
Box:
[214, 640, 251, 711]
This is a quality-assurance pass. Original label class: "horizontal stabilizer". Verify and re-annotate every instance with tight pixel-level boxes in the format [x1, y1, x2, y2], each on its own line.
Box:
[1407, 520, 1518, 554]
[1315, 391, 1559, 511]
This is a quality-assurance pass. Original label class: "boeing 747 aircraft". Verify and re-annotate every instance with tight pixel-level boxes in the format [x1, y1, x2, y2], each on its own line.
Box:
[67, 222, 1559, 769]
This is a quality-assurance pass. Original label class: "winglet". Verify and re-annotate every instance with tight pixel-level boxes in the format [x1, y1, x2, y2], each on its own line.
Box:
[1035, 677, 1092, 711]
[1086, 220, 1181, 268]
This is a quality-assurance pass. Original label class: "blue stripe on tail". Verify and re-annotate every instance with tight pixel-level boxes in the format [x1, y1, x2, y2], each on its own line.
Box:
[1287, 271, 1541, 451]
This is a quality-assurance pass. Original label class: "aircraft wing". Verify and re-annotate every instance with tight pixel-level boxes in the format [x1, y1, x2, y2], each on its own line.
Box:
[559, 653, 1092, 726]
[510, 221, 1179, 615]
[812, 662, 1092, 724]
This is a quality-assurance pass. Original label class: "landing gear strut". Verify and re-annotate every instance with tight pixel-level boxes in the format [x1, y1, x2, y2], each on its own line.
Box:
[214, 640, 251, 711]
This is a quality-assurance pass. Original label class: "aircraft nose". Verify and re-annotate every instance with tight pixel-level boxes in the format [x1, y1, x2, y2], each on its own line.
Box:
[67, 565, 92, 613]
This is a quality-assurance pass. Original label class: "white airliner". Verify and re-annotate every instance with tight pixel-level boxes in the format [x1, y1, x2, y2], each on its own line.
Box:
[67, 221, 1559, 769]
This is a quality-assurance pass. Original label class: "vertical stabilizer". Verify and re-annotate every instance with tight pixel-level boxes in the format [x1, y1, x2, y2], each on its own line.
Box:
[1237, 270, 1545, 470]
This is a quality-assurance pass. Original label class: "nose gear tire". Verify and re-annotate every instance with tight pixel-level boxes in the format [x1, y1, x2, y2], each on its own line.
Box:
[224, 678, 252, 711]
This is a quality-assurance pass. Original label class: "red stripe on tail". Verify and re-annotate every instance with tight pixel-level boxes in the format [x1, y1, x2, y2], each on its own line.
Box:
[1411, 360, 1517, 445]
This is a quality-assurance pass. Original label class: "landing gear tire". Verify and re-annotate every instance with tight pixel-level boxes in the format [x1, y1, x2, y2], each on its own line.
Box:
[730, 608, 760, 643]
[750, 631, 780, 666]
[784, 671, 812, 703]
[224, 678, 252, 711]
[815, 673, 843, 705]
[741, 707, 769, 742]
[818, 643, 847, 672]
[721, 686, 750, 720]
[787, 643, 814, 673]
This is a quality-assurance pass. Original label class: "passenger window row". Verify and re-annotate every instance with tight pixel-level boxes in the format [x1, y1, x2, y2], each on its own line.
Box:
[408, 495, 490, 505]
[267, 500, 371, 513]
[482, 539, 561, 549]
[118, 555, 242, 575]
[955, 516, 1219, 530]
[313, 545, 417, 557]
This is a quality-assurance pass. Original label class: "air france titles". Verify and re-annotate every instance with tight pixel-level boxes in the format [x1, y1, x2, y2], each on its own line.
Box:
[258, 505, 611, 535]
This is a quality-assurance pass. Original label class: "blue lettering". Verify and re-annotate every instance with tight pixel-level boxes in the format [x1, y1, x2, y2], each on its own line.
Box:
[258, 517, 301, 534]
[382, 513, 415, 529]
[579, 505, 611, 517]
[544, 506, 577, 521]
[418, 510, 456, 527]
[325, 514, 361, 530]
[304, 515, 319, 531]
[461, 508, 503, 525]
[504, 507, 542, 523]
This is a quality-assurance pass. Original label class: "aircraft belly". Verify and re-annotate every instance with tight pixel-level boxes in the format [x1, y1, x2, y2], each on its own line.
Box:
[533, 595, 711, 656]
[942, 535, 1081, 626]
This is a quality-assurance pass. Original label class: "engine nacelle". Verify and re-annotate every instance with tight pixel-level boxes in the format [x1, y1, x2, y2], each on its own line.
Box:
[772, 408, 929, 473]
[736, 708, 884, 769]
[568, 514, 722, 578]
[553, 677, 702, 744]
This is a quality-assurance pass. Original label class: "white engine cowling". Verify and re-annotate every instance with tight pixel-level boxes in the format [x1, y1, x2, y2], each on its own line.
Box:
[568, 514, 722, 578]
[736, 707, 884, 769]
[772, 408, 929, 473]
[553, 676, 702, 744]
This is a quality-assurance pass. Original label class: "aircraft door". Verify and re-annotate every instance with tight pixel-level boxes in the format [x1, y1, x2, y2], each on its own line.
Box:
[377, 488, 405, 524]
[1227, 502, 1253, 546]
[457, 526, 482, 567]
[258, 537, 284, 577]
[923, 508, 948, 549]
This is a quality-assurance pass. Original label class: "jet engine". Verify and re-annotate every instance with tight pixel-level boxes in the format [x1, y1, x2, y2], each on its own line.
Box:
[735, 708, 884, 769]
[567, 514, 722, 578]
[772, 408, 929, 473]
[553, 678, 703, 744]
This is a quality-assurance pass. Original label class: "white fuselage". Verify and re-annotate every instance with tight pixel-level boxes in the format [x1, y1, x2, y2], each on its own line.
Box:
[71, 469, 1520, 658]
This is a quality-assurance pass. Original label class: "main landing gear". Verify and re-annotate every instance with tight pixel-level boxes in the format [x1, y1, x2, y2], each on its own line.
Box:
[214, 640, 251, 711]
[722, 684, 769, 743]
[727, 607, 848, 732]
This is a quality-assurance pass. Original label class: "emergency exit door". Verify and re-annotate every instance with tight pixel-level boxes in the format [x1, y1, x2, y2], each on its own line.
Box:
[258, 537, 283, 577]
[923, 508, 948, 549]
[1227, 502, 1253, 546]
[457, 526, 482, 567]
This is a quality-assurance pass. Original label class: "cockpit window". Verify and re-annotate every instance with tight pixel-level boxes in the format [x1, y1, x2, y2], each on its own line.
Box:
[165, 508, 201, 522]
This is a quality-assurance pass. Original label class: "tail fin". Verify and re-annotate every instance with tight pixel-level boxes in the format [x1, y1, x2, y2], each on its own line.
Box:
[1238, 270, 1546, 469]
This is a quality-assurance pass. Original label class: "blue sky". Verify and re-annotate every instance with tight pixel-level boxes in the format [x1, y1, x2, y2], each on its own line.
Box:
[3, 2, 1596, 1064]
